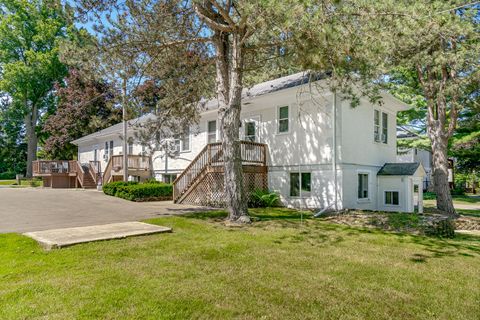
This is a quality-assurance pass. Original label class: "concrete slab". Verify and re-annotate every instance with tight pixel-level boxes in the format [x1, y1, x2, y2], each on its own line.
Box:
[456, 230, 480, 236]
[24, 222, 172, 250]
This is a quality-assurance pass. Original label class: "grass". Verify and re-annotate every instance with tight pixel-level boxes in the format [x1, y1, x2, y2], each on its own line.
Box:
[0, 179, 42, 187]
[1, 208, 479, 319]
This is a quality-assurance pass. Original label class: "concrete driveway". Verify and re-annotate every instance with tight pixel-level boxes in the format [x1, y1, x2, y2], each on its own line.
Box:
[0, 188, 207, 233]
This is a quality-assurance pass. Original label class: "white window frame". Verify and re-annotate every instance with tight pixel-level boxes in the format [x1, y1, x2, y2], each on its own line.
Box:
[374, 109, 389, 144]
[357, 171, 370, 202]
[384, 190, 400, 206]
[290, 171, 312, 198]
[374, 109, 381, 142]
[277, 105, 290, 134]
[174, 129, 191, 153]
[207, 120, 217, 144]
[243, 115, 261, 142]
[128, 141, 134, 155]
[381, 112, 388, 144]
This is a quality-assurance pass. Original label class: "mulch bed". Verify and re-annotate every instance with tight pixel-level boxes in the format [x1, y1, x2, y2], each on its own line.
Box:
[320, 210, 480, 233]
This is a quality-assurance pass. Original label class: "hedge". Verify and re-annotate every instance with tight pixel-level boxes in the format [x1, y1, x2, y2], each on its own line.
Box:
[103, 181, 172, 201]
[103, 181, 138, 196]
[0, 172, 16, 180]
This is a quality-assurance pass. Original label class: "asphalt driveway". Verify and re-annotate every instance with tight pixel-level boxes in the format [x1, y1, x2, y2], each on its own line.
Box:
[0, 188, 207, 233]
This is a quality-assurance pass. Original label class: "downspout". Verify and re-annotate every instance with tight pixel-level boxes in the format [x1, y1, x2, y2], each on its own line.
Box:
[314, 91, 338, 217]
[332, 91, 338, 211]
[122, 78, 128, 182]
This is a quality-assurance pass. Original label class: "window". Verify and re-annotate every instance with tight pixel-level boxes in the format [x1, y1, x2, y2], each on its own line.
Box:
[245, 121, 256, 142]
[290, 172, 311, 197]
[278, 106, 289, 133]
[382, 112, 388, 143]
[374, 110, 380, 142]
[174, 129, 190, 152]
[181, 133, 190, 152]
[207, 120, 217, 143]
[128, 142, 134, 155]
[374, 110, 388, 144]
[385, 191, 399, 205]
[104, 140, 114, 160]
[357, 173, 369, 199]
[109, 141, 114, 157]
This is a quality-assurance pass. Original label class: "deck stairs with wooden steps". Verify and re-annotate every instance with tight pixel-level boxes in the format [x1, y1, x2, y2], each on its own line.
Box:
[173, 141, 268, 207]
[33, 160, 100, 189]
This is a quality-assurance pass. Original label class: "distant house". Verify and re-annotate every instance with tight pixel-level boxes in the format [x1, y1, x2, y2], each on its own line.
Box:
[396, 133, 454, 191]
[39, 72, 426, 213]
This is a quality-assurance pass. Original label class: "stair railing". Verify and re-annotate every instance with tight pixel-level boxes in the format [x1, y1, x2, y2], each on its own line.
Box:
[89, 161, 101, 185]
[102, 156, 113, 185]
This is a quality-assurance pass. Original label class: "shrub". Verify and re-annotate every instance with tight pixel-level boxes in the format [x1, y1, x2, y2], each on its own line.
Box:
[249, 189, 280, 208]
[423, 218, 456, 238]
[115, 183, 173, 201]
[145, 178, 161, 184]
[423, 192, 436, 200]
[0, 172, 16, 180]
[103, 181, 138, 196]
[451, 186, 466, 196]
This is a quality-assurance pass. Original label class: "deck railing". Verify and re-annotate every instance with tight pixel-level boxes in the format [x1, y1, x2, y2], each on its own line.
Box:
[89, 161, 101, 185]
[102, 155, 151, 184]
[173, 141, 267, 202]
[33, 160, 73, 174]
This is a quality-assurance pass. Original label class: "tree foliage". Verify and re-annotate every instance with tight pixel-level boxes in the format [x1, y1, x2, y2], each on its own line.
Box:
[42, 69, 121, 159]
[0, 0, 70, 176]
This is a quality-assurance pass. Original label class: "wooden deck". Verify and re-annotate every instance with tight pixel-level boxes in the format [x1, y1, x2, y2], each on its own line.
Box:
[33, 155, 151, 188]
[102, 155, 151, 184]
[173, 141, 268, 207]
[33, 160, 99, 189]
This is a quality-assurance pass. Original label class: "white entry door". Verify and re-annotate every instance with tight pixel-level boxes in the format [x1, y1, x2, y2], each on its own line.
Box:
[244, 116, 261, 142]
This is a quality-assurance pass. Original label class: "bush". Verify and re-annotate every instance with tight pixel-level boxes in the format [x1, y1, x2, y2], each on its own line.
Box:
[423, 218, 456, 238]
[103, 181, 138, 196]
[115, 183, 173, 201]
[451, 186, 466, 196]
[249, 189, 280, 208]
[0, 172, 16, 180]
[423, 192, 436, 200]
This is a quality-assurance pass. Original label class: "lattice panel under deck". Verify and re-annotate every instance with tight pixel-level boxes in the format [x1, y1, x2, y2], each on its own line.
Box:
[180, 167, 268, 207]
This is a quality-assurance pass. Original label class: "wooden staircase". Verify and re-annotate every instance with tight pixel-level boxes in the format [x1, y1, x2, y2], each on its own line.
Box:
[173, 141, 268, 206]
[80, 165, 97, 189]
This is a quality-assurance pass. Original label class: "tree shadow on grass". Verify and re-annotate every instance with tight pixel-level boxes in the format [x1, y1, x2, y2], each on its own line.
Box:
[182, 208, 480, 261]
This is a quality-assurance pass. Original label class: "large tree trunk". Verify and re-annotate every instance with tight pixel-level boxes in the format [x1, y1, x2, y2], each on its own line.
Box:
[430, 131, 457, 217]
[214, 31, 250, 223]
[25, 104, 38, 178]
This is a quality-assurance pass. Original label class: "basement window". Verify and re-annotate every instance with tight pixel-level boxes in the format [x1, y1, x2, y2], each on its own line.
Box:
[385, 191, 399, 205]
[290, 172, 311, 197]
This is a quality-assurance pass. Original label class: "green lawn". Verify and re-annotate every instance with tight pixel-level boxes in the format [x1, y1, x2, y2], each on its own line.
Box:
[1, 208, 479, 319]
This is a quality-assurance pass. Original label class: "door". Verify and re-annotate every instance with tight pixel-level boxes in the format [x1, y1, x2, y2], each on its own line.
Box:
[93, 145, 98, 162]
[244, 116, 260, 142]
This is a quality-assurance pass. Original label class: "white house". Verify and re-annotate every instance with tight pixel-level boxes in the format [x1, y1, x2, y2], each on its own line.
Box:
[71, 72, 425, 213]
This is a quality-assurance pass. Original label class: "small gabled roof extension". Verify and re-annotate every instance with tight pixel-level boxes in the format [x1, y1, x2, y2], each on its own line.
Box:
[377, 162, 422, 176]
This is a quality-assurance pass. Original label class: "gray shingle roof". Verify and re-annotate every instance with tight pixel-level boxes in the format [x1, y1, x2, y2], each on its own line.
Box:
[377, 163, 421, 176]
